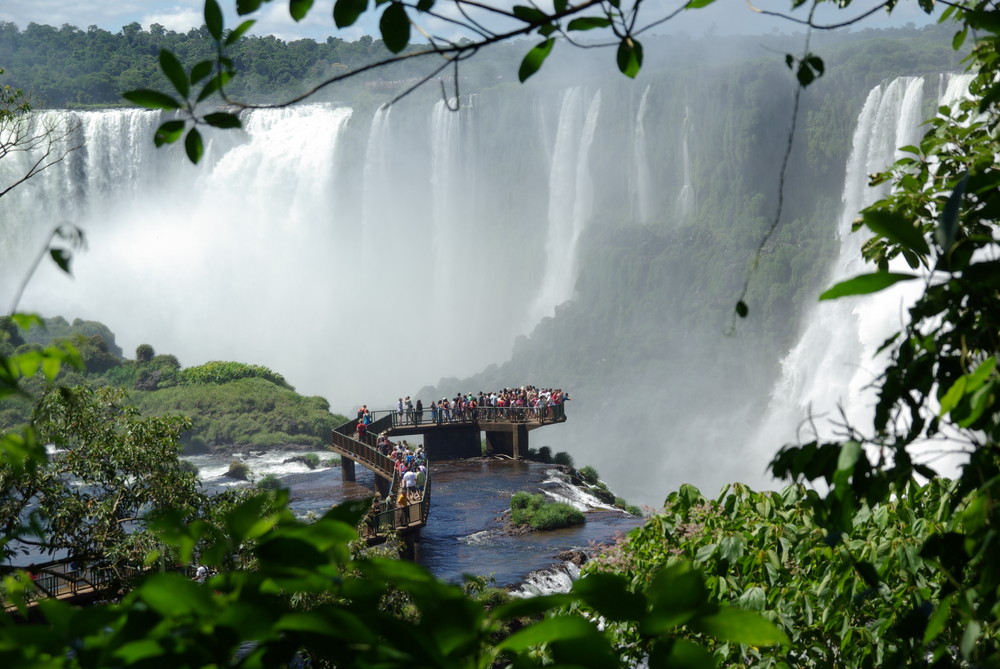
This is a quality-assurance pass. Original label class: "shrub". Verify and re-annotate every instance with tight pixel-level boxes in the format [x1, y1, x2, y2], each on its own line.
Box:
[136, 344, 154, 362]
[302, 453, 320, 469]
[553, 451, 574, 467]
[226, 460, 250, 481]
[536, 446, 553, 463]
[257, 473, 282, 490]
[579, 465, 600, 485]
[181, 361, 293, 389]
[510, 492, 585, 530]
[529, 503, 585, 530]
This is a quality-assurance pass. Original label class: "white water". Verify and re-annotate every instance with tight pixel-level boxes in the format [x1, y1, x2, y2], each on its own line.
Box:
[528, 88, 602, 328]
[0, 89, 631, 409]
[633, 84, 653, 224]
[752, 74, 973, 473]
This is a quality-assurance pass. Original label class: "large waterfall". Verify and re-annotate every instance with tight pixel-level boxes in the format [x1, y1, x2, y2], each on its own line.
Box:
[0, 83, 675, 409]
[751, 74, 973, 473]
[0, 66, 966, 506]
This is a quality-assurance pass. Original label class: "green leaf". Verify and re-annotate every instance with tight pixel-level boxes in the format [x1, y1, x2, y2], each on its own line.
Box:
[290, 0, 315, 21]
[113, 639, 164, 663]
[953, 26, 968, 50]
[686, 0, 718, 8]
[937, 172, 967, 252]
[154, 120, 186, 147]
[939, 375, 968, 416]
[497, 615, 597, 651]
[159, 50, 189, 98]
[197, 72, 232, 102]
[122, 89, 182, 110]
[49, 249, 71, 274]
[567, 16, 613, 31]
[554, 0, 568, 11]
[513, 5, 547, 23]
[190, 60, 214, 84]
[379, 3, 410, 54]
[203, 112, 242, 129]
[818, 272, 918, 300]
[137, 573, 214, 617]
[836, 440, 861, 474]
[416, 0, 434, 10]
[236, 0, 264, 14]
[185, 127, 204, 164]
[205, 0, 224, 40]
[572, 572, 646, 622]
[616, 38, 643, 78]
[735, 300, 748, 318]
[690, 606, 790, 647]
[225, 20, 256, 45]
[518, 38, 554, 83]
[492, 593, 574, 620]
[649, 638, 716, 669]
[862, 209, 930, 257]
[334, 0, 369, 28]
[923, 594, 954, 644]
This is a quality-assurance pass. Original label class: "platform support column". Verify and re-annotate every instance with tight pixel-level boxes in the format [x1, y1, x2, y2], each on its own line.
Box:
[341, 457, 356, 482]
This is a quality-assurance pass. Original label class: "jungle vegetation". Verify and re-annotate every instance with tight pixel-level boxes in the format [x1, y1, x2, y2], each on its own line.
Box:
[0, 315, 346, 452]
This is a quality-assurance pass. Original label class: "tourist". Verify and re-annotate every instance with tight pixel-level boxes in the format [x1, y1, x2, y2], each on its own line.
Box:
[415, 399, 423, 425]
[397, 397, 404, 423]
[402, 467, 418, 498]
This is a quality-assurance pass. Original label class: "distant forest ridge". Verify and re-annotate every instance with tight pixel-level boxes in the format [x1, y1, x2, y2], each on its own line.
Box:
[0, 18, 964, 108]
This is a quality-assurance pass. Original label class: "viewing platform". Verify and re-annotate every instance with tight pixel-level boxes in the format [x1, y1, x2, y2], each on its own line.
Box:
[328, 403, 568, 547]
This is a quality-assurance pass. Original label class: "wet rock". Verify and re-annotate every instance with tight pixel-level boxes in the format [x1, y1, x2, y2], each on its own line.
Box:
[554, 549, 589, 566]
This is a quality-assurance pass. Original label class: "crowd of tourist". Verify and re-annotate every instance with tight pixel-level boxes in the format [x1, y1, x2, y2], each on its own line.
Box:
[384, 386, 570, 426]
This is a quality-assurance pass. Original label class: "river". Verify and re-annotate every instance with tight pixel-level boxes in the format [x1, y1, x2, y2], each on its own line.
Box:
[188, 451, 645, 589]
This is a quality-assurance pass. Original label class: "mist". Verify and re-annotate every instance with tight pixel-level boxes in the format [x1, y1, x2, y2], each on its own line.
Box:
[0, 27, 960, 507]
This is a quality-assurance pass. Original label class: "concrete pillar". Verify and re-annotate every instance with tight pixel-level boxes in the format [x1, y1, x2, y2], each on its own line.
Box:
[512, 424, 528, 459]
[341, 457, 356, 482]
[424, 424, 482, 459]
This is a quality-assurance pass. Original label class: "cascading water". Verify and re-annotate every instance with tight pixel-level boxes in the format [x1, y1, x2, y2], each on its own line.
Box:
[528, 88, 602, 328]
[633, 84, 653, 224]
[0, 84, 641, 408]
[675, 107, 694, 221]
[751, 74, 972, 466]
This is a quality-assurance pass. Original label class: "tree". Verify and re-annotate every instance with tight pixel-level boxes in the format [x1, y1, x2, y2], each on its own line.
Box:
[0, 385, 202, 593]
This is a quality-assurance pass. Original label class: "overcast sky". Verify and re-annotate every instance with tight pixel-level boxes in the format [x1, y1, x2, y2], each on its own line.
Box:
[0, 1, 939, 44]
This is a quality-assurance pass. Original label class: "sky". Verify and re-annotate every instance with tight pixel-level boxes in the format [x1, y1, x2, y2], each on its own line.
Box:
[0, 1, 940, 45]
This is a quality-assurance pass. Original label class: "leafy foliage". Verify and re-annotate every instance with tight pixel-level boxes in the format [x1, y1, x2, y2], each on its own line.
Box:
[179, 360, 293, 389]
[510, 491, 585, 530]
[586, 481, 960, 666]
[0, 386, 203, 591]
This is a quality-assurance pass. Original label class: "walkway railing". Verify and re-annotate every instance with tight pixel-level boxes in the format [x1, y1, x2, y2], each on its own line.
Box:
[3, 560, 150, 608]
[332, 421, 394, 480]
[359, 403, 567, 429]
[362, 474, 432, 541]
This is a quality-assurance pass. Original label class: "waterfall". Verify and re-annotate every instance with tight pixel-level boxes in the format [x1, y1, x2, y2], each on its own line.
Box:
[675, 106, 694, 221]
[633, 84, 653, 224]
[528, 88, 602, 327]
[0, 86, 621, 407]
[751, 75, 971, 464]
